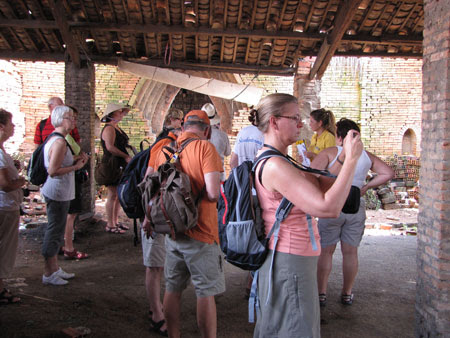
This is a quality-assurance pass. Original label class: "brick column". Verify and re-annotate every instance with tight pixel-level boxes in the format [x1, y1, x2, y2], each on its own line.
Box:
[65, 61, 96, 215]
[416, 0, 450, 336]
[294, 57, 321, 141]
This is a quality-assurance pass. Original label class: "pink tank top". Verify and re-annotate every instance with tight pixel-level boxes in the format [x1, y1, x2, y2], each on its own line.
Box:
[255, 172, 321, 256]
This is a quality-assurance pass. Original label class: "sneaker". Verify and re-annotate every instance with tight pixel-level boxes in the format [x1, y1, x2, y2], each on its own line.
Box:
[55, 268, 75, 280]
[42, 272, 68, 285]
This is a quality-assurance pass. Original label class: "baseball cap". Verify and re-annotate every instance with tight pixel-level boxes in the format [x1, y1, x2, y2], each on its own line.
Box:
[184, 110, 210, 125]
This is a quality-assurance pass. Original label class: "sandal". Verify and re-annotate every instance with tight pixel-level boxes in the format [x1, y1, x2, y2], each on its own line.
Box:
[117, 223, 130, 231]
[149, 318, 168, 337]
[105, 226, 126, 234]
[319, 293, 327, 307]
[64, 249, 89, 260]
[341, 293, 354, 305]
[0, 288, 21, 305]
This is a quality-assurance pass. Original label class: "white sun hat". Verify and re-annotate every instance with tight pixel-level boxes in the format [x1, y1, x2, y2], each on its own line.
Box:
[201, 103, 220, 125]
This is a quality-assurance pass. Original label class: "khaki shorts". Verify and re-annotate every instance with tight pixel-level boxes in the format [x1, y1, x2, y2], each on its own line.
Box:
[164, 236, 226, 298]
[318, 199, 366, 248]
[141, 227, 166, 268]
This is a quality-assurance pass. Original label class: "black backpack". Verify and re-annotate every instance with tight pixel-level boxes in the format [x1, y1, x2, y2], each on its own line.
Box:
[218, 151, 294, 271]
[218, 145, 336, 271]
[117, 136, 174, 245]
[28, 132, 67, 186]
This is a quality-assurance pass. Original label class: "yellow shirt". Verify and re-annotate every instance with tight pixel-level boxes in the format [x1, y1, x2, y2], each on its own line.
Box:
[308, 130, 335, 154]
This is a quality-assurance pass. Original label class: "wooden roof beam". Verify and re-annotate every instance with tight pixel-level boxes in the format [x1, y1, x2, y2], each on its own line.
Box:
[48, 0, 81, 67]
[0, 19, 422, 45]
[309, 0, 363, 80]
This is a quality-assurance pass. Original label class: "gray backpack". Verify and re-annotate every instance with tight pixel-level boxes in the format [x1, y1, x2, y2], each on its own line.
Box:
[138, 139, 202, 239]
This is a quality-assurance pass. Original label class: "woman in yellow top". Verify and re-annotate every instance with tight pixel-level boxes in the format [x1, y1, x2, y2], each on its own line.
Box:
[306, 108, 336, 161]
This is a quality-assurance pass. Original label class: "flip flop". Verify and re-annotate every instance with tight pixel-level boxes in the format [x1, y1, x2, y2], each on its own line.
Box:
[64, 249, 89, 260]
[149, 318, 168, 337]
[105, 226, 126, 234]
[0, 288, 21, 305]
[117, 223, 130, 231]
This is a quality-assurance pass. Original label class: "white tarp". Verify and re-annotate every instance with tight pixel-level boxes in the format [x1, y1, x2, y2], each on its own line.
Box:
[118, 60, 263, 106]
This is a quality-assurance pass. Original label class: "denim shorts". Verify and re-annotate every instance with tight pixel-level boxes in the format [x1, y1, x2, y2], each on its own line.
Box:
[41, 196, 70, 258]
[164, 236, 226, 297]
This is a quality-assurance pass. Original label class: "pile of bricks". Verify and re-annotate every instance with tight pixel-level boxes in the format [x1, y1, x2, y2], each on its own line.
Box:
[376, 155, 420, 209]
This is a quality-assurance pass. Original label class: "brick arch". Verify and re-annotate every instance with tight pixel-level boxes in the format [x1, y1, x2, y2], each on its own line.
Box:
[399, 124, 421, 156]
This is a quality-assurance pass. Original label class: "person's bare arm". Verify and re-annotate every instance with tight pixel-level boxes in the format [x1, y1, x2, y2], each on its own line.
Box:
[102, 125, 131, 162]
[230, 152, 238, 169]
[360, 152, 394, 195]
[204, 171, 220, 202]
[0, 168, 25, 192]
[47, 139, 86, 177]
[262, 131, 363, 218]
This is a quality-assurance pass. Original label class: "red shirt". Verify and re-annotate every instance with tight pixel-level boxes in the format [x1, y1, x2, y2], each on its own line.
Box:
[34, 116, 80, 145]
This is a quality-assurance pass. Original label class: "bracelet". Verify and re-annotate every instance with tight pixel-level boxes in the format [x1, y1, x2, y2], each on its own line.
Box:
[336, 157, 344, 165]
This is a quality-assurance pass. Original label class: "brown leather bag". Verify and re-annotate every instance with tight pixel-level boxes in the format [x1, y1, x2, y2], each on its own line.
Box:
[94, 155, 123, 186]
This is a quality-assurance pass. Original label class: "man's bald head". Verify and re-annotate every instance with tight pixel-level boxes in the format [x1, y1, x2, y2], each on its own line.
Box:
[48, 97, 64, 114]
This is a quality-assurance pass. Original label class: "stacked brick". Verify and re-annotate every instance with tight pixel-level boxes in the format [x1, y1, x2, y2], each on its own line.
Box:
[371, 155, 420, 210]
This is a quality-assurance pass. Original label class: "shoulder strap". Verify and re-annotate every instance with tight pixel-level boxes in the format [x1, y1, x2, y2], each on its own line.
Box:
[45, 132, 74, 155]
[39, 118, 47, 143]
[262, 144, 336, 178]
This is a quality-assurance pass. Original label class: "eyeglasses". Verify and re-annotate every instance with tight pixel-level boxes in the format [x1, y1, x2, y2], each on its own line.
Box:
[63, 116, 76, 121]
[276, 115, 302, 123]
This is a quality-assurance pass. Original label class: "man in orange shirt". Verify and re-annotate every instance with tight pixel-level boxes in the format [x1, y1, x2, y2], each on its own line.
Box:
[143, 110, 224, 338]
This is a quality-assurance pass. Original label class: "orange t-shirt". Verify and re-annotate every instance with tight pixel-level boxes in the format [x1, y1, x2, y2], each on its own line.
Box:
[147, 132, 177, 169]
[151, 131, 223, 244]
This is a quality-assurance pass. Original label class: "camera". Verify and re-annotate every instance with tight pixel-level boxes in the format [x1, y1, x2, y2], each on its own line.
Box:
[85, 152, 92, 156]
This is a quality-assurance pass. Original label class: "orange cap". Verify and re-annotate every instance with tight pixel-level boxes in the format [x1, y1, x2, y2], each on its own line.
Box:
[184, 110, 210, 125]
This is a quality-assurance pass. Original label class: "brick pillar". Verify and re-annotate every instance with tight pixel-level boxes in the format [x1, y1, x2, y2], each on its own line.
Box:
[65, 61, 96, 215]
[294, 57, 321, 141]
[416, 0, 450, 336]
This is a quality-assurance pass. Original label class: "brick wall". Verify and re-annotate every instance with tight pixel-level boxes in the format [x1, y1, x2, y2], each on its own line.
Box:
[321, 57, 422, 156]
[95, 64, 148, 151]
[416, 0, 450, 335]
[0, 60, 24, 155]
[15, 61, 65, 155]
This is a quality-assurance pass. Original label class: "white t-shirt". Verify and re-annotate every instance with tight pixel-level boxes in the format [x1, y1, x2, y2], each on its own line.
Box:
[233, 125, 264, 164]
[209, 127, 231, 181]
[0, 149, 23, 211]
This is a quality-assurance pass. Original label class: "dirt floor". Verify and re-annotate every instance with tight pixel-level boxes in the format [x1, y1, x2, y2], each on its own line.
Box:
[0, 199, 418, 338]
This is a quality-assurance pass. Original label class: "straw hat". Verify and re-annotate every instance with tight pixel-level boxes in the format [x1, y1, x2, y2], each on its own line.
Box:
[100, 103, 130, 122]
[201, 103, 220, 125]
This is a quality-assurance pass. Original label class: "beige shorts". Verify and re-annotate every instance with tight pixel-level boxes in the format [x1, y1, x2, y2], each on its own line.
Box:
[164, 236, 226, 297]
[141, 227, 166, 268]
[318, 199, 366, 248]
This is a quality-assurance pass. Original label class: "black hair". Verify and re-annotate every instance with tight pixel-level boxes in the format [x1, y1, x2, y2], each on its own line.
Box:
[336, 118, 360, 139]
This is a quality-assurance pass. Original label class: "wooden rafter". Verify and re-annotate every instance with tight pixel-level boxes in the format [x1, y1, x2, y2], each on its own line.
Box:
[48, 0, 81, 67]
[0, 19, 422, 46]
[309, 0, 363, 79]
[398, 3, 418, 32]
[304, 0, 319, 32]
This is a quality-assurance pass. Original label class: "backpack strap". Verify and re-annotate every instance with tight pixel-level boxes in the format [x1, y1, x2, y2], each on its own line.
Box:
[39, 118, 47, 144]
